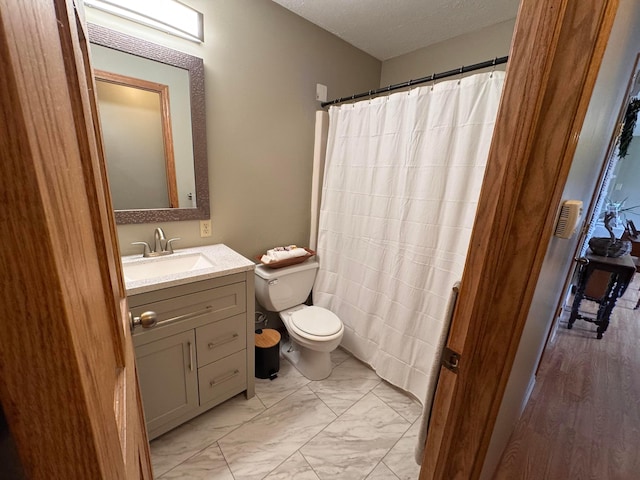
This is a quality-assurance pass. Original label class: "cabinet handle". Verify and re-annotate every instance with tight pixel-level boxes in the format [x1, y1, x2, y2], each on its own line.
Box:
[209, 369, 240, 387]
[188, 341, 194, 372]
[156, 305, 214, 328]
[208, 333, 239, 350]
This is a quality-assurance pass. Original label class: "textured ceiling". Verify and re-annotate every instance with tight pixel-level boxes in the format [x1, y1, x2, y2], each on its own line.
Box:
[272, 0, 520, 61]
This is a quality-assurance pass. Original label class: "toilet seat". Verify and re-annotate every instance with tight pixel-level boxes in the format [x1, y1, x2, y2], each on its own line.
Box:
[290, 306, 342, 337]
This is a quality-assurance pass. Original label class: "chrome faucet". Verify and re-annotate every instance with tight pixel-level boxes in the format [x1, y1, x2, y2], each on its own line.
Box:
[132, 228, 180, 257]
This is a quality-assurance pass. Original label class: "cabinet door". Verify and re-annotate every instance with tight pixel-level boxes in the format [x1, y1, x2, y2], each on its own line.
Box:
[135, 330, 198, 437]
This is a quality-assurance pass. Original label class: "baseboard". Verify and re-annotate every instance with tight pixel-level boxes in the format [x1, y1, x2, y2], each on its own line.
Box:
[519, 376, 536, 417]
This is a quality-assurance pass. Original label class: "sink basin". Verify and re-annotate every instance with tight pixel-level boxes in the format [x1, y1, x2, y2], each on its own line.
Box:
[122, 253, 215, 282]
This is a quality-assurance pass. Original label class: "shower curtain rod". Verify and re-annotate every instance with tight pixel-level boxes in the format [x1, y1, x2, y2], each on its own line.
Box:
[321, 55, 508, 108]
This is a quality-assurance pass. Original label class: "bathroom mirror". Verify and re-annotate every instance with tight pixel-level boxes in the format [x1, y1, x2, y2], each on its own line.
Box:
[88, 23, 209, 224]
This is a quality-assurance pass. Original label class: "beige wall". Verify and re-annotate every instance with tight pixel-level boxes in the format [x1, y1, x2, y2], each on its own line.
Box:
[380, 19, 516, 87]
[87, 0, 381, 259]
[481, 1, 640, 478]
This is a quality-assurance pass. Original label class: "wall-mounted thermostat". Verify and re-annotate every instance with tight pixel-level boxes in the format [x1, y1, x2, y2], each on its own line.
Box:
[554, 200, 583, 239]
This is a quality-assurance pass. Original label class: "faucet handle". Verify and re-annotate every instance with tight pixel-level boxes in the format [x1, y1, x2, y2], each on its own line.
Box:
[166, 238, 181, 254]
[131, 241, 151, 257]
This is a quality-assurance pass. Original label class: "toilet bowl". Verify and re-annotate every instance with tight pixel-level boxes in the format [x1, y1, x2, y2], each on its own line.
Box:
[279, 304, 343, 380]
[254, 261, 344, 380]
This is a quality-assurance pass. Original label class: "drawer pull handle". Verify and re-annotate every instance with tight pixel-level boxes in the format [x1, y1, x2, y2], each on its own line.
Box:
[208, 333, 239, 349]
[157, 305, 214, 327]
[188, 341, 194, 372]
[209, 369, 240, 387]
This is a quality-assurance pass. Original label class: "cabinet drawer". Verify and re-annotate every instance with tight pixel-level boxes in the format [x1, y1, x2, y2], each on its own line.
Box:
[198, 351, 246, 406]
[196, 313, 246, 367]
[131, 282, 246, 344]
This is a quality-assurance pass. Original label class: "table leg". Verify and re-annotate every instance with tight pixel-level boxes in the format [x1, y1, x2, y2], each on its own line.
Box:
[595, 273, 625, 339]
[569, 264, 591, 330]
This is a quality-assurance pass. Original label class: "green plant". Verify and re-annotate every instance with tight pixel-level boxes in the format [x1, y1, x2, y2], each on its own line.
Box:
[619, 98, 640, 158]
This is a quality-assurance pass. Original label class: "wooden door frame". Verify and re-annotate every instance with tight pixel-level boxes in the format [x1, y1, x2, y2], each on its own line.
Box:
[420, 0, 619, 478]
[0, 0, 152, 478]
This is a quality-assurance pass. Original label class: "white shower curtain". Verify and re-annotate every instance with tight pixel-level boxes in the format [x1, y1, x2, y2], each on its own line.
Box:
[313, 72, 505, 403]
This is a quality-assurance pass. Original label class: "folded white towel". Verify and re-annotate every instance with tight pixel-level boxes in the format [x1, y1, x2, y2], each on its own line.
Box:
[266, 245, 298, 256]
[261, 247, 308, 264]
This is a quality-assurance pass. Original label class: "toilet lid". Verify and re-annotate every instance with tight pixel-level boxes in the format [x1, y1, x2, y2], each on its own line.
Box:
[290, 306, 342, 336]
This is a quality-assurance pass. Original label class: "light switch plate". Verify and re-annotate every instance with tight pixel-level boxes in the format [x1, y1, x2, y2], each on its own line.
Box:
[316, 83, 327, 102]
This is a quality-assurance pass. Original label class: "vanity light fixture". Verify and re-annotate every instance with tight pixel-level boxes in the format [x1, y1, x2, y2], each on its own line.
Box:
[84, 0, 204, 43]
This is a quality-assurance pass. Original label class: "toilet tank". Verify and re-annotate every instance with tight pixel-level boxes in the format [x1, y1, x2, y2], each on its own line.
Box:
[254, 260, 318, 311]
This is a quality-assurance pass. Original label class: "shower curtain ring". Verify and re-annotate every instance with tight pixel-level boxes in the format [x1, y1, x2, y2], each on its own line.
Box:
[457, 66, 464, 84]
[431, 73, 435, 90]
[491, 57, 497, 77]
[407, 79, 413, 95]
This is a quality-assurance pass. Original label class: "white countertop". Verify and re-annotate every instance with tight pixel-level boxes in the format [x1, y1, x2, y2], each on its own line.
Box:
[122, 244, 255, 295]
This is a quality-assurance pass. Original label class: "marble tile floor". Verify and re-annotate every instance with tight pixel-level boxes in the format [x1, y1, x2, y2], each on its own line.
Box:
[151, 347, 424, 479]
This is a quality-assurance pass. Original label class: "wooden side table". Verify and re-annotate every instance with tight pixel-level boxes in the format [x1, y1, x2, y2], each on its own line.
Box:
[568, 253, 636, 339]
[622, 232, 640, 270]
[621, 232, 640, 309]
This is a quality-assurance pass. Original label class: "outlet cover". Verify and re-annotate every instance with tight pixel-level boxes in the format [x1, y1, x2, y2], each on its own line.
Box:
[200, 219, 211, 237]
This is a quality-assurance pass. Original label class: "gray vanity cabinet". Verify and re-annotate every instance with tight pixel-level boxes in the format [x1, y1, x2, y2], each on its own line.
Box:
[129, 272, 255, 440]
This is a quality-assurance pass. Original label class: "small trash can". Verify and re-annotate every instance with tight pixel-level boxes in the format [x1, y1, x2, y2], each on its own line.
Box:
[255, 328, 281, 379]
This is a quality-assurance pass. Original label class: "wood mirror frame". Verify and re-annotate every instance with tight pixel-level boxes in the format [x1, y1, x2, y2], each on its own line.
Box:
[87, 23, 209, 224]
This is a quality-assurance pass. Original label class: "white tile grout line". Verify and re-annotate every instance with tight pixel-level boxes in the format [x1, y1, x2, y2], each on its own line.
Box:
[217, 438, 236, 480]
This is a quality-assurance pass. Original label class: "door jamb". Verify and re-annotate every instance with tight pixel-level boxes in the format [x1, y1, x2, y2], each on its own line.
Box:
[420, 1, 620, 478]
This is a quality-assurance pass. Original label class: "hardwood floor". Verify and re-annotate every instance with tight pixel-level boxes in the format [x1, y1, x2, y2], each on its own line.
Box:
[493, 281, 640, 479]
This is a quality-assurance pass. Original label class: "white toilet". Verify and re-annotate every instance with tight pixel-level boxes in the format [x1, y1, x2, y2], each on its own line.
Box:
[254, 260, 344, 380]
